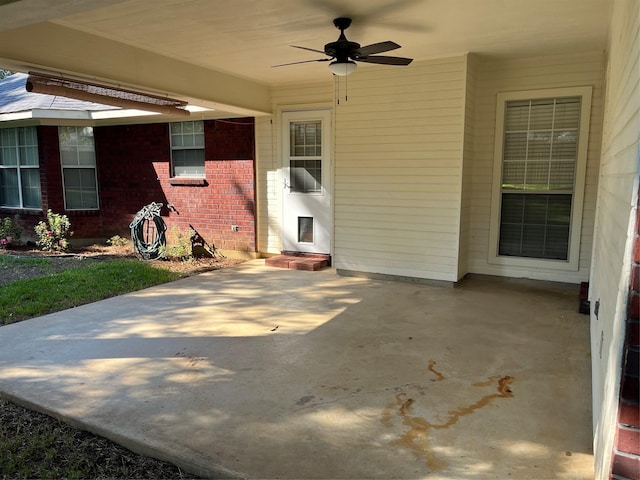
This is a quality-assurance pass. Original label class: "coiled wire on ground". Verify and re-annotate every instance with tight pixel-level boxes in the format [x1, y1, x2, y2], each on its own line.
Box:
[129, 202, 167, 260]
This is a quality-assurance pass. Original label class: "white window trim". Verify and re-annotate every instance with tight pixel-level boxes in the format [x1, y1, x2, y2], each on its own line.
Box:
[488, 86, 592, 271]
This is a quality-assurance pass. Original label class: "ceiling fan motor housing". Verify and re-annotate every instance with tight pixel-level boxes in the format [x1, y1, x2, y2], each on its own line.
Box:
[324, 40, 361, 62]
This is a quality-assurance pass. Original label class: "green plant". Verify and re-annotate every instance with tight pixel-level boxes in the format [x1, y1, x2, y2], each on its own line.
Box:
[106, 235, 130, 247]
[34, 210, 73, 252]
[0, 215, 22, 248]
[162, 226, 192, 261]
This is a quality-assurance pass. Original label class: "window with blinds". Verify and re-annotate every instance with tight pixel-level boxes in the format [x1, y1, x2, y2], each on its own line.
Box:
[498, 96, 581, 261]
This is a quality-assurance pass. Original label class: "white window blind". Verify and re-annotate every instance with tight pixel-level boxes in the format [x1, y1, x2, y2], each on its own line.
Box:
[498, 97, 581, 260]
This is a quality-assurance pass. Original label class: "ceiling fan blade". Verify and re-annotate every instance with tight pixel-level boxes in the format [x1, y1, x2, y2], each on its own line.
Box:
[272, 58, 331, 68]
[291, 45, 327, 55]
[356, 41, 401, 57]
[357, 55, 413, 66]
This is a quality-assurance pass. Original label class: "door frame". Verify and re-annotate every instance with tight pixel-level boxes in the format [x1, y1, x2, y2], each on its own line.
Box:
[280, 108, 333, 255]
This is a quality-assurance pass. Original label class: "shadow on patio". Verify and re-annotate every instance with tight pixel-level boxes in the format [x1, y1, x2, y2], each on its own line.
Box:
[0, 261, 593, 479]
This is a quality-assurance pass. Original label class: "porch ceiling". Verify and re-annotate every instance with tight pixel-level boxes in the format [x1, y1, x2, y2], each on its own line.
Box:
[0, 0, 611, 116]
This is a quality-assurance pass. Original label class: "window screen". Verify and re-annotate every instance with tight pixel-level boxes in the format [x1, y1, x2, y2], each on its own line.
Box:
[171, 121, 205, 177]
[499, 97, 581, 260]
[0, 126, 41, 208]
[59, 126, 99, 210]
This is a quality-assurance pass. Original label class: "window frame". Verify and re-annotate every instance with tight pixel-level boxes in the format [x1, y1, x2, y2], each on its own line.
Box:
[0, 126, 41, 210]
[170, 120, 205, 178]
[488, 86, 592, 271]
[58, 126, 100, 211]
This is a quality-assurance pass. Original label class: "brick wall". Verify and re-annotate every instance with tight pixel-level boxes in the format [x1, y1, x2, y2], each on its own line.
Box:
[98, 117, 256, 252]
[5, 118, 256, 253]
[611, 186, 640, 480]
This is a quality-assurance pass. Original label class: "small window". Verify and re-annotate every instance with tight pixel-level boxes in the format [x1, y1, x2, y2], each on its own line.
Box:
[0, 126, 41, 209]
[289, 121, 322, 193]
[59, 126, 99, 210]
[170, 121, 205, 177]
[489, 87, 592, 271]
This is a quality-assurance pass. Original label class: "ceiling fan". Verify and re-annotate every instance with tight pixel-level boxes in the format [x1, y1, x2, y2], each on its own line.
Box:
[273, 17, 413, 76]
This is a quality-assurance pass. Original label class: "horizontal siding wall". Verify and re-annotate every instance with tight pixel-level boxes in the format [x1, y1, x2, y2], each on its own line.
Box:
[590, 0, 640, 477]
[468, 52, 605, 283]
[334, 56, 467, 282]
[255, 115, 279, 254]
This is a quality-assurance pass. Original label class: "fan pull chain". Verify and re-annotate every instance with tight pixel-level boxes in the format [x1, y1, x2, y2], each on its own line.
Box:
[345, 74, 348, 102]
[334, 74, 348, 105]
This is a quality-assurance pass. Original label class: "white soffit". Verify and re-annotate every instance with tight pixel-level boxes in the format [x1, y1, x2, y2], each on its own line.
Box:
[47, 0, 611, 86]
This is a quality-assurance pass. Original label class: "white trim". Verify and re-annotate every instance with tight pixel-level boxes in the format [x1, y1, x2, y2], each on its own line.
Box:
[488, 86, 592, 271]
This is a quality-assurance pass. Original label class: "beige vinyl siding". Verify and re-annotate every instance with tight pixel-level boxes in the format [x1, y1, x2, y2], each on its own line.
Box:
[468, 52, 605, 283]
[459, 54, 478, 280]
[590, 1, 639, 477]
[255, 116, 280, 254]
[334, 56, 466, 282]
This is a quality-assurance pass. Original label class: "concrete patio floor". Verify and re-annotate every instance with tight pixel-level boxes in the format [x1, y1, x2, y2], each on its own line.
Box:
[0, 260, 593, 479]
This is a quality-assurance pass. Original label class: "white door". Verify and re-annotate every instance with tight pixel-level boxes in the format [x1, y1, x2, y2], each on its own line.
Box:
[282, 110, 331, 254]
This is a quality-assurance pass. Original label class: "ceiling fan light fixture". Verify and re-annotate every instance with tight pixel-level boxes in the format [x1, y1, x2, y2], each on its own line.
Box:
[328, 60, 357, 76]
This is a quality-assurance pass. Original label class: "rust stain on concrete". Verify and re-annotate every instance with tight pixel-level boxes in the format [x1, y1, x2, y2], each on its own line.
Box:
[427, 360, 445, 381]
[382, 370, 515, 470]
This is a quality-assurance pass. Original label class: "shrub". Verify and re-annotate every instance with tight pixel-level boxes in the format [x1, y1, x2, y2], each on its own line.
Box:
[162, 226, 192, 261]
[34, 210, 73, 252]
[0, 215, 22, 248]
[106, 235, 130, 248]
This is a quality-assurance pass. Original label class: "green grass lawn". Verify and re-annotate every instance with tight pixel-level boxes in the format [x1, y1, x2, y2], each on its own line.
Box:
[0, 253, 218, 478]
[0, 258, 181, 325]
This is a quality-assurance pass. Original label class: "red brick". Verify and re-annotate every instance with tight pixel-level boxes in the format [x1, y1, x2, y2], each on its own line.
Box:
[622, 375, 640, 404]
[628, 321, 640, 347]
[619, 400, 640, 428]
[265, 256, 292, 268]
[617, 426, 640, 456]
[611, 451, 640, 479]
[631, 293, 640, 321]
[289, 258, 328, 271]
[632, 264, 640, 292]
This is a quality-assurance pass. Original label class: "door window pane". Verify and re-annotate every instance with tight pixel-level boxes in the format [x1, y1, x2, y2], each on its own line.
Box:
[290, 159, 321, 193]
[290, 121, 321, 157]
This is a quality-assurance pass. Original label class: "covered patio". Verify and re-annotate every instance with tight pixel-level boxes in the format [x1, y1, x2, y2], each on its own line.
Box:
[0, 262, 592, 478]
